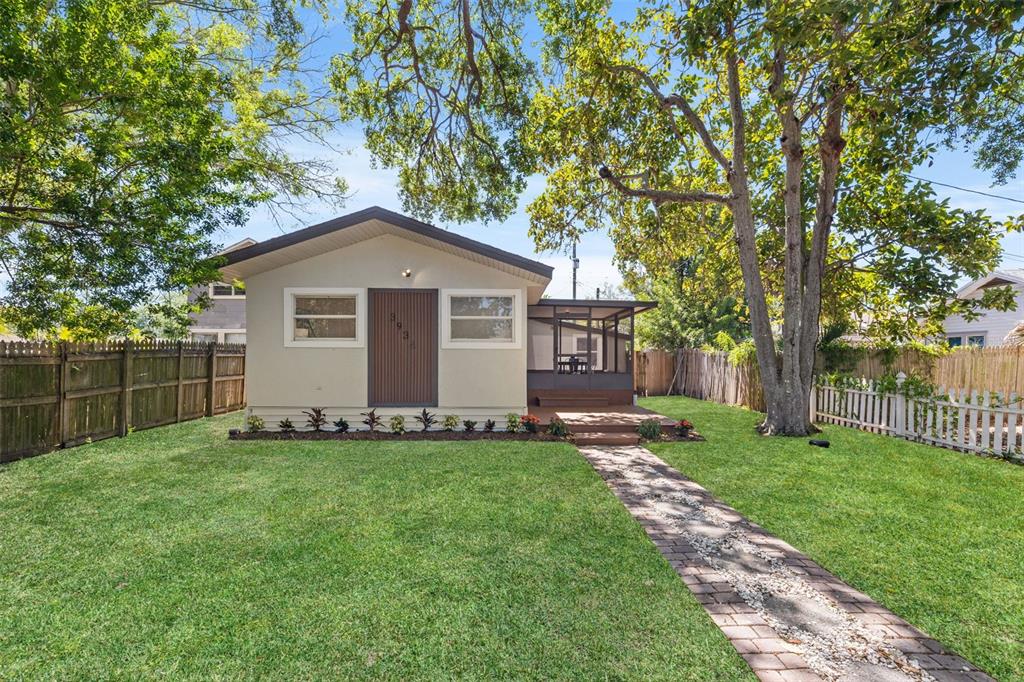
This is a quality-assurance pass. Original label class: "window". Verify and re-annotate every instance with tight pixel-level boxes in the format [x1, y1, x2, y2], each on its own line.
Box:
[225, 332, 246, 344]
[442, 289, 520, 348]
[210, 281, 245, 298]
[967, 335, 986, 347]
[947, 336, 963, 348]
[192, 332, 217, 343]
[284, 288, 364, 347]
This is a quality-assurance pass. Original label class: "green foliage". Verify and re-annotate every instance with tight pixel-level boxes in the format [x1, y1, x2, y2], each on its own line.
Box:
[333, 417, 350, 434]
[504, 413, 521, 433]
[442, 414, 459, 432]
[637, 418, 663, 441]
[331, 0, 536, 223]
[246, 415, 265, 433]
[1, 0, 347, 338]
[303, 408, 328, 432]
[334, 0, 1024, 434]
[462, 419, 477, 432]
[361, 409, 383, 432]
[483, 419, 496, 432]
[278, 418, 295, 433]
[521, 414, 540, 434]
[546, 417, 570, 438]
[389, 414, 406, 435]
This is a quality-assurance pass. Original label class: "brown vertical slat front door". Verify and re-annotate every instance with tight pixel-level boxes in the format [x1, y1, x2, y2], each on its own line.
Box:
[368, 289, 438, 407]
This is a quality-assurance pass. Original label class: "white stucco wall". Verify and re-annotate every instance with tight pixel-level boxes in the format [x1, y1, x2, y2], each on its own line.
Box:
[245, 234, 534, 428]
[942, 287, 1024, 346]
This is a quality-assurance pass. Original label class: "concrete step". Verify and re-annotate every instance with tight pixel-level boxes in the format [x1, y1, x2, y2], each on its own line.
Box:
[574, 431, 641, 446]
[537, 396, 609, 407]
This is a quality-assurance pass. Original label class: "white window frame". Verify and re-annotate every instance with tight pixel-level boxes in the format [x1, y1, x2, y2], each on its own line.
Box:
[209, 282, 245, 299]
[283, 287, 365, 348]
[966, 333, 986, 348]
[441, 289, 522, 349]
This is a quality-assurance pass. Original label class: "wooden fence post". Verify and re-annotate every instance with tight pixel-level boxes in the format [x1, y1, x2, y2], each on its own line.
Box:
[206, 342, 217, 417]
[58, 341, 69, 447]
[176, 341, 185, 423]
[119, 339, 134, 436]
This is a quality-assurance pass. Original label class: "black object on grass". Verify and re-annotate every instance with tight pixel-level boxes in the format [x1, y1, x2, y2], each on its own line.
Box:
[809, 439, 830, 448]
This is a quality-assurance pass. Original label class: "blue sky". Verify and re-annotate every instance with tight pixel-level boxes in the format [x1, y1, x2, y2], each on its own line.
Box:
[224, 8, 1023, 299]
[232, 137, 1024, 300]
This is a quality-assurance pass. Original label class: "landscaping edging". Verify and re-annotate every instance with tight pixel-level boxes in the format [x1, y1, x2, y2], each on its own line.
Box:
[229, 430, 569, 442]
[228, 430, 705, 443]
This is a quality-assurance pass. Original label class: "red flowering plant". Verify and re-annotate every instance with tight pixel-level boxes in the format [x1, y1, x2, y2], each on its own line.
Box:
[521, 414, 541, 434]
[675, 419, 694, 437]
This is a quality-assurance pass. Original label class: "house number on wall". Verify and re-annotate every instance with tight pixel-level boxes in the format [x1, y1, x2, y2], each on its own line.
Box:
[389, 312, 412, 343]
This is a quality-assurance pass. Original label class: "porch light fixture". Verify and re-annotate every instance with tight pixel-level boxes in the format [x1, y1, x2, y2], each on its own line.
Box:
[401, 268, 412, 278]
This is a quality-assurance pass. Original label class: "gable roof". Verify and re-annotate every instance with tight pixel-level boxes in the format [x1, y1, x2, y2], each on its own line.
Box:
[956, 269, 1024, 298]
[218, 206, 553, 285]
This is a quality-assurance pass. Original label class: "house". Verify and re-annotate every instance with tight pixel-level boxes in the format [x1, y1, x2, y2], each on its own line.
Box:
[218, 206, 655, 429]
[941, 270, 1024, 347]
[188, 238, 256, 343]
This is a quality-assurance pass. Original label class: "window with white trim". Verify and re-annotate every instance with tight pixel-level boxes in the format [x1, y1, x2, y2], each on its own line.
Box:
[284, 288, 364, 347]
[443, 290, 520, 348]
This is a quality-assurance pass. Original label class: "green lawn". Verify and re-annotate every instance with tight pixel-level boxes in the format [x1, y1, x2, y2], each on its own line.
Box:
[641, 396, 1024, 681]
[0, 414, 751, 680]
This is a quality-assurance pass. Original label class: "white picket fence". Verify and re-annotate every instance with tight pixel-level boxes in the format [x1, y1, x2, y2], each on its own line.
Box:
[812, 375, 1024, 462]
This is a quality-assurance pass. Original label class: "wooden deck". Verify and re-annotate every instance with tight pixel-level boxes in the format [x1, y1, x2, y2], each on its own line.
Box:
[533, 405, 676, 446]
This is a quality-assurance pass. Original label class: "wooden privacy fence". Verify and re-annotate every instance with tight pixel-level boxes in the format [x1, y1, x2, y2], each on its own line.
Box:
[813, 375, 1024, 462]
[636, 348, 764, 411]
[1, 340, 245, 463]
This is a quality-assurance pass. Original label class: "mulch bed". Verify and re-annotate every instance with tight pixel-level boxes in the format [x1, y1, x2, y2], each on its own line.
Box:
[229, 430, 569, 442]
[230, 429, 706, 443]
[648, 432, 705, 443]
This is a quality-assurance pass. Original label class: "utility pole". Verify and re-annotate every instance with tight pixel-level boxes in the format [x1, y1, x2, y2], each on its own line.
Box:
[571, 241, 579, 300]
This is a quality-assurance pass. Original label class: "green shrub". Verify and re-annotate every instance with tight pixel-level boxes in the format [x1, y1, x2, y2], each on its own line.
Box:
[246, 415, 265, 433]
[504, 413, 521, 432]
[483, 419, 496, 432]
[442, 414, 459, 431]
[522, 414, 540, 433]
[637, 418, 662, 441]
[333, 417, 350, 433]
[463, 419, 477, 432]
[547, 417, 570, 438]
[278, 418, 296, 433]
[389, 414, 406, 434]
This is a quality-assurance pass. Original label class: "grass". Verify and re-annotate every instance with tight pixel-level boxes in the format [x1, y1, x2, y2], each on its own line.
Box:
[641, 396, 1024, 681]
[0, 413, 752, 680]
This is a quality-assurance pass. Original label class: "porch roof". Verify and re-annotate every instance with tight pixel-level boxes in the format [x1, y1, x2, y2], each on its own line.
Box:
[527, 298, 658, 321]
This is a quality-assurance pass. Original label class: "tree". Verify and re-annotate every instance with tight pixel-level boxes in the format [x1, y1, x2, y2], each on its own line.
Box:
[333, 0, 1023, 435]
[1, 0, 347, 338]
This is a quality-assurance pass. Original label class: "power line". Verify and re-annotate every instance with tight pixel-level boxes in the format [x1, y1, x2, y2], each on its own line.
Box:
[908, 174, 1024, 205]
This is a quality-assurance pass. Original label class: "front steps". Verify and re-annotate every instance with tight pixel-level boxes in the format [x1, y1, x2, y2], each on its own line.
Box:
[537, 396, 609, 407]
[573, 431, 642, 446]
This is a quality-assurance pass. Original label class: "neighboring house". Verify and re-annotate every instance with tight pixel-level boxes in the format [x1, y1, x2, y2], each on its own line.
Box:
[941, 270, 1024, 348]
[188, 238, 257, 344]
[218, 206, 655, 429]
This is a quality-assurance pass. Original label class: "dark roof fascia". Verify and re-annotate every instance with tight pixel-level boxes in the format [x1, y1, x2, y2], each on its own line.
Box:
[220, 206, 553, 279]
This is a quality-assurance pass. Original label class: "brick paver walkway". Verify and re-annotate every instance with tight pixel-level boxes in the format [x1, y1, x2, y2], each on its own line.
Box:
[578, 445, 993, 682]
